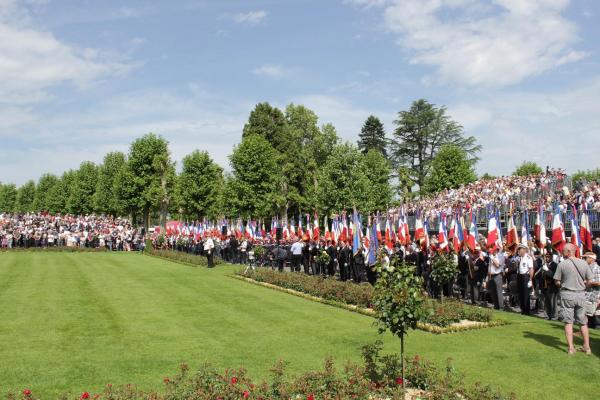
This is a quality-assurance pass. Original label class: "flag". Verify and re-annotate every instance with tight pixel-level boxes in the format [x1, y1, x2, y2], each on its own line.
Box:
[385, 218, 394, 250]
[580, 210, 593, 252]
[506, 214, 518, 251]
[368, 222, 379, 266]
[364, 217, 371, 252]
[313, 212, 320, 240]
[298, 217, 304, 239]
[456, 214, 465, 253]
[521, 209, 530, 246]
[414, 213, 425, 243]
[352, 209, 362, 256]
[324, 215, 331, 241]
[487, 211, 499, 252]
[438, 213, 449, 252]
[422, 219, 430, 251]
[534, 205, 547, 251]
[376, 214, 383, 242]
[306, 214, 312, 240]
[570, 210, 583, 257]
[467, 214, 477, 252]
[551, 207, 566, 253]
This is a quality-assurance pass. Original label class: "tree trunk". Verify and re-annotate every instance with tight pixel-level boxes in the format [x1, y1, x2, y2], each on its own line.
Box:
[400, 334, 405, 390]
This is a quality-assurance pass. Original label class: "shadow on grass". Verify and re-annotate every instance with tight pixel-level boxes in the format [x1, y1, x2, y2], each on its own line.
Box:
[523, 324, 600, 358]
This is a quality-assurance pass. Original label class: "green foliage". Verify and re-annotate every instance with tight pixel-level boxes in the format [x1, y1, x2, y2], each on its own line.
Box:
[67, 161, 99, 215]
[175, 150, 224, 220]
[0, 183, 18, 212]
[95, 152, 127, 216]
[480, 172, 496, 181]
[391, 99, 481, 191]
[512, 161, 543, 176]
[239, 268, 374, 309]
[358, 115, 387, 157]
[571, 168, 600, 185]
[7, 345, 516, 400]
[228, 135, 283, 218]
[127, 133, 175, 227]
[15, 180, 36, 213]
[372, 260, 429, 340]
[145, 247, 221, 267]
[316, 143, 370, 214]
[430, 254, 459, 299]
[243, 102, 290, 153]
[362, 149, 393, 212]
[423, 144, 477, 194]
[32, 173, 60, 212]
[424, 299, 493, 327]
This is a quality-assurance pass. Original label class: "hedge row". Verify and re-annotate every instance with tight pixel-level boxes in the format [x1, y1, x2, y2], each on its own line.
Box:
[237, 269, 504, 332]
[9, 341, 515, 399]
[144, 247, 221, 267]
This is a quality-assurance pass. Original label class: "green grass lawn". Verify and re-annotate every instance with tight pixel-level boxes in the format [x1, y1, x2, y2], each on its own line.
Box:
[0, 252, 598, 399]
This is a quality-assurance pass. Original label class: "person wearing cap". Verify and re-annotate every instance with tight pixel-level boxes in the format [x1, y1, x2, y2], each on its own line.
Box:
[583, 252, 600, 329]
[554, 243, 593, 355]
[516, 244, 534, 315]
[487, 245, 505, 310]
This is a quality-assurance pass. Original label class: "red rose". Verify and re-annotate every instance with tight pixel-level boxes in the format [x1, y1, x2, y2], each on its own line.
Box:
[23, 389, 32, 396]
[243, 390, 250, 398]
[395, 377, 403, 385]
[307, 394, 315, 400]
[80, 392, 90, 400]
[163, 377, 170, 384]
[231, 377, 238, 384]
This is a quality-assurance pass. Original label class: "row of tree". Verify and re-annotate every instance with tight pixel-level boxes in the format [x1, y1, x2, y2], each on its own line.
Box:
[0, 100, 483, 228]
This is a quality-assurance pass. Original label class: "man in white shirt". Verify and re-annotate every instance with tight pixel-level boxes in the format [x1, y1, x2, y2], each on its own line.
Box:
[290, 239, 303, 272]
[516, 244, 534, 315]
[488, 246, 505, 310]
[204, 235, 215, 268]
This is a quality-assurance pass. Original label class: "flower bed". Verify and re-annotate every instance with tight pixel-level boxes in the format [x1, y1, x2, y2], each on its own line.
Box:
[144, 247, 221, 267]
[9, 341, 516, 399]
[235, 270, 508, 334]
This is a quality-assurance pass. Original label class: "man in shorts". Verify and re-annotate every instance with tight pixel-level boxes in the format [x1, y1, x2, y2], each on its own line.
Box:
[554, 243, 593, 355]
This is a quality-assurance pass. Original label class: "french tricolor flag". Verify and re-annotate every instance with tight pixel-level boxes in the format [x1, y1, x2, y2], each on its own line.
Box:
[551, 208, 566, 253]
[580, 208, 593, 252]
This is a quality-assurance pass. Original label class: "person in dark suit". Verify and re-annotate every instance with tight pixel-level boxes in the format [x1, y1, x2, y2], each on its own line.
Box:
[353, 243, 367, 283]
[229, 236, 239, 264]
[338, 241, 351, 281]
[541, 252, 559, 320]
[326, 240, 337, 277]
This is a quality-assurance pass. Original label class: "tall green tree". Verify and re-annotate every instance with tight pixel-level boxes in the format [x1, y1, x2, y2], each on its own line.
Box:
[391, 99, 480, 193]
[512, 161, 543, 176]
[16, 180, 36, 213]
[242, 102, 290, 153]
[67, 162, 99, 214]
[361, 149, 393, 213]
[176, 150, 224, 220]
[0, 183, 18, 212]
[423, 144, 477, 194]
[127, 133, 175, 229]
[316, 143, 370, 215]
[32, 174, 60, 212]
[113, 163, 139, 223]
[228, 135, 283, 219]
[44, 170, 75, 214]
[358, 115, 387, 157]
[95, 152, 127, 216]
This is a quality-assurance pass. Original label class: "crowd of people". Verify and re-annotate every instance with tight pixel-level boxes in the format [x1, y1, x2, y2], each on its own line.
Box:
[0, 213, 145, 251]
[3, 169, 600, 354]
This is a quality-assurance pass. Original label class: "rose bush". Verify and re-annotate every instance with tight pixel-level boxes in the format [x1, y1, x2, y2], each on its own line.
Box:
[7, 342, 515, 399]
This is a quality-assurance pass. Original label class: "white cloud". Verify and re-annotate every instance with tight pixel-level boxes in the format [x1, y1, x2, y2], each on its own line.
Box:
[252, 64, 288, 78]
[0, 0, 131, 104]
[448, 76, 600, 175]
[382, 0, 586, 87]
[231, 10, 268, 25]
[345, 0, 391, 8]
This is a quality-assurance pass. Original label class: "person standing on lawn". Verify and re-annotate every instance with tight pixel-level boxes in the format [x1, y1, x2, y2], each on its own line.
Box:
[583, 252, 600, 329]
[554, 243, 593, 355]
[204, 235, 215, 268]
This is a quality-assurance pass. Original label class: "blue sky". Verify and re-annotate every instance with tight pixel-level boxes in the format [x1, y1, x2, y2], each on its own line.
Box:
[1, 0, 599, 185]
